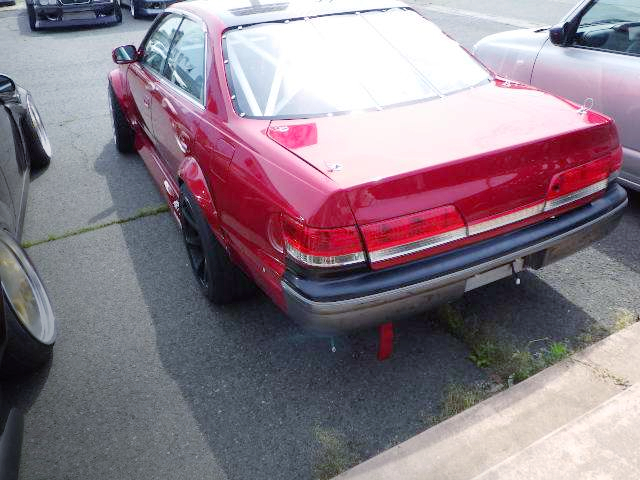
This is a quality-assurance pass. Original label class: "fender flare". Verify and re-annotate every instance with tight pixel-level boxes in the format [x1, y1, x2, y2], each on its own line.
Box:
[178, 157, 224, 243]
[107, 69, 135, 125]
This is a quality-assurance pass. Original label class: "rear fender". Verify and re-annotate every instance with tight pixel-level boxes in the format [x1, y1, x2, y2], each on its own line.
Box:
[178, 157, 225, 245]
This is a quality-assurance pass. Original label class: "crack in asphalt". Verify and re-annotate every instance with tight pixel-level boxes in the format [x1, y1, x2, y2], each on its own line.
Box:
[22, 204, 170, 248]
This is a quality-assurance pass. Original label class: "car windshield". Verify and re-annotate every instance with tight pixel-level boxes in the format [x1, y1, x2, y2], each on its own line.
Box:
[223, 8, 491, 119]
[580, 0, 640, 26]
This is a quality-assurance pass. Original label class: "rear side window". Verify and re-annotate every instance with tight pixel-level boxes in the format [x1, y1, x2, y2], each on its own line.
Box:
[223, 8, 490, 119]
[141, 15, 183, 73]
[163, 18, 206, 103]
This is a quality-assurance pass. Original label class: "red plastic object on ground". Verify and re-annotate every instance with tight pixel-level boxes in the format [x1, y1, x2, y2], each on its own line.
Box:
[377, 322, 394, 361]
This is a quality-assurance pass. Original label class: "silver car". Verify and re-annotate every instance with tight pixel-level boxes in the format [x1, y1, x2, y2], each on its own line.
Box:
[473, 0, 640, 190]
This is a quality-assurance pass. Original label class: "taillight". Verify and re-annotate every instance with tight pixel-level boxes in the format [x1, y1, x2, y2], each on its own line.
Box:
[544, 149, 620, 211]
[282, 216, 366, 268]
[361, 206, 466, 265]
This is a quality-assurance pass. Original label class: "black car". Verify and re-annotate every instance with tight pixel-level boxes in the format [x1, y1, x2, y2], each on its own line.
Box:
[119, 0, 180, 19]
[26, 0, 122, 31]
[0, 74, 56, 478]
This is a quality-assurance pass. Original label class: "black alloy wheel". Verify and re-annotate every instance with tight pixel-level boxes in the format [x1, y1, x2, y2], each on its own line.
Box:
[179, 183, 255, 304]
[180, 191, 209, 290]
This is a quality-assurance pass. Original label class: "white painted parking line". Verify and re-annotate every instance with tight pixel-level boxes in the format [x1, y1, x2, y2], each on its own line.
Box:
[409, 3, 543, 29]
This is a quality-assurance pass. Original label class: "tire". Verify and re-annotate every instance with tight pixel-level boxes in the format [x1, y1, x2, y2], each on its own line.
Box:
[27, 3, 38, 31]
[114, 2, 122, 23]
[108, 83, 135, 153]
[130, 0, 140, 19]
[0, 232, 55, 378]
[179, 183, 255, 304]
[21, 94, 51, 171]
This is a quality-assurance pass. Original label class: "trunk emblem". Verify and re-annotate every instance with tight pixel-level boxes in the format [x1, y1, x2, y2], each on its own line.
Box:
[577, 98, 594, 115]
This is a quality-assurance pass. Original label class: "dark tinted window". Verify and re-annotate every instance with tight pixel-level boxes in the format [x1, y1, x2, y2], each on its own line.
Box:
[141, 15, 183, 73]
[163, 18, 206, 103]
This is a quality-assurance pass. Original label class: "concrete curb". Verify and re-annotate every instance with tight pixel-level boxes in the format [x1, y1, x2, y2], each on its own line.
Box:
[335, 322, 640, 480]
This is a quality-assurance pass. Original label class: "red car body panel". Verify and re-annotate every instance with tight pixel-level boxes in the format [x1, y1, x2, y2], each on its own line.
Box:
[109, 0, 626, 331]
[268, 82, 617, 225]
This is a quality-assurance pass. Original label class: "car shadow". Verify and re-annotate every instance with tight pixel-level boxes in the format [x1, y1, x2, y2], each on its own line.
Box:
[1, 359, 52, 414]
[591, 187, 640, 274]
[91, 135, 600, 479]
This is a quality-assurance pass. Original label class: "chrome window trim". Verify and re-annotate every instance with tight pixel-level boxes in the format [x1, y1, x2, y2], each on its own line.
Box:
[139, 11, 209, 111]
[570, 45, 640, 58]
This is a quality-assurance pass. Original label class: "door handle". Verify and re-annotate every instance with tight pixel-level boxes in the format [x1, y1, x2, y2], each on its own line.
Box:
[176, 133, 190, 154]
[161, 97, 177, 115]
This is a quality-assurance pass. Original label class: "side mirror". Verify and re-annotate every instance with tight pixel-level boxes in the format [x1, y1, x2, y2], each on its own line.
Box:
[112, 45, 139, 64]
[549, 23, 570, 46]
[0, 75, 16, 95]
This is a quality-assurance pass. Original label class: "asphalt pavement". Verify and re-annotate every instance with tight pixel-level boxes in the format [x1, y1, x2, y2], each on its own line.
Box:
[0, 1, 639, 479]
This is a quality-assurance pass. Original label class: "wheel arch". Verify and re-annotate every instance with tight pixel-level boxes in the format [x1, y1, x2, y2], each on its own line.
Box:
[178, 157, 225, 245]
[108, 69, 135, 125]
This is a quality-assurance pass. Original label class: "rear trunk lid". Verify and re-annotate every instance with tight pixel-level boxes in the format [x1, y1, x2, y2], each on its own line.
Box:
[267, 81, 617, 226]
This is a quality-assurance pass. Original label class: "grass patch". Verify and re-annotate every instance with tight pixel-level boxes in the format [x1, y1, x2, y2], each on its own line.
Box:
[434, 305, 573, 387]
[22, 204, 170, 248]
[575, 322, 611, 348]
[440, 383, 492, 419]
[612, 308, 639, 332]
[312, 427, 361, 480]
[575, 309, 638, 349]
[427, 303, 639, 427]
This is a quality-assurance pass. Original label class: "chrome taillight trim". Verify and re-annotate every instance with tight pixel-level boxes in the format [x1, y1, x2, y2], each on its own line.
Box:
[543, 179, 608, 212]
[468, 202, 545, 237]
[368, 227, 467, 263]
[366, 179, 610, 266]
[285, 242, 366, 268]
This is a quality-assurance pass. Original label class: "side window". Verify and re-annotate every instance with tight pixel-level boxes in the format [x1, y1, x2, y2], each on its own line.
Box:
[574, 0, 640, 54]
[140, 15, 183, 73]
[163, 18, 206, 103]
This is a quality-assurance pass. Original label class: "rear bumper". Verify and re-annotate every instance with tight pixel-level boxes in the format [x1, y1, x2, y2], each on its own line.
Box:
[283, 184, 628, 333]
[33, 3, 119, 28]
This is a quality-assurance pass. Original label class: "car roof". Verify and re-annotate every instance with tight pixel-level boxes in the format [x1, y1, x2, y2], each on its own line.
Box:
[176, 0, 408, 29]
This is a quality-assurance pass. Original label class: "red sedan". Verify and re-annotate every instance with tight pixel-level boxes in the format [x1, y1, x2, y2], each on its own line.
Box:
[108, 0, 627, 334]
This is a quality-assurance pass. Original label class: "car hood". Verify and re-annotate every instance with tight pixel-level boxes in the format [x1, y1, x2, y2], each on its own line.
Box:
[473, 28, 550, 83]
[266, 81, 616, 224]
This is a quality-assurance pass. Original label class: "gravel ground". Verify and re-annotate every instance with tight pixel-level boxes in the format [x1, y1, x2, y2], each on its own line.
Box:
[0, 1, 638, 479]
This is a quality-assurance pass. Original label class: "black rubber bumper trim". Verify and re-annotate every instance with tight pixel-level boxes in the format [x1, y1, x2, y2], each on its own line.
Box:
[285, 184, 627, 303]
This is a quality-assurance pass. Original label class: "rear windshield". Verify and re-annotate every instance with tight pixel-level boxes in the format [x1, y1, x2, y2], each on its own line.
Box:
[223, 8, 491, 119]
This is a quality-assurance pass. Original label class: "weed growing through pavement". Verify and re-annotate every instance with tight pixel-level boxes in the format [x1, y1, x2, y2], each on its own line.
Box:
[612, 308, 639, 332]
[428, 304, 639, 423]
[22, 204, 170, 248]
[440, 383, 492, 419]
[312, 427, 361, 480]
[434, 304, 632, 388]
